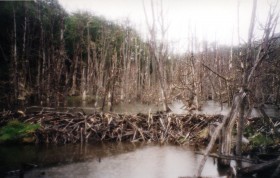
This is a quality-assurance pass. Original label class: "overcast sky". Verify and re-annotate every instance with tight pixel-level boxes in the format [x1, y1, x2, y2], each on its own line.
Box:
[58, 0, 279, 52]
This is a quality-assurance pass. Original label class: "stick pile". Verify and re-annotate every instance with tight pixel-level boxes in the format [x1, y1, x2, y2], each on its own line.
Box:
[1, 109, 223, 144]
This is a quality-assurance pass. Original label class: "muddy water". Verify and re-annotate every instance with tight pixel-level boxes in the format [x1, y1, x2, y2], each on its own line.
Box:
[1, 142, 230, 178]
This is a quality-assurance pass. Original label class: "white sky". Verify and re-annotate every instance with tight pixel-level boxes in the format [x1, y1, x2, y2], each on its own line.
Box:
[58, 0, 279, 53]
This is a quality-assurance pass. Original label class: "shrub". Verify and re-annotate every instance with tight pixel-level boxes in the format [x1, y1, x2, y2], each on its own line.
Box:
[0, 120, 40, 143]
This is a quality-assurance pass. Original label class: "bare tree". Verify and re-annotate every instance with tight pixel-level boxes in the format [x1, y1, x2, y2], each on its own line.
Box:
[12, 5, 18, 104]
[143, 0, 169, 111]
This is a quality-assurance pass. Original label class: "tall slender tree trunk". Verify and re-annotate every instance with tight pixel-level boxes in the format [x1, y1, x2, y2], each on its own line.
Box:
[70, 48, 79, 96]
[12, 6, 18, 105]
[81, 64, 86, 101]
[236, 0, 257, 157]
[143, 0, 169, 111]
[21, 5, 27, 87]
[155, 56, 168, 111]
[190, 55, 200, 110]
[120, 42, 126, 101]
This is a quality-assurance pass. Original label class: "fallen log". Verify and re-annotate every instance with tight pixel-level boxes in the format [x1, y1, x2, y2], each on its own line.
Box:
[195, 152, 258, 163]
[238, 156, 280, 175]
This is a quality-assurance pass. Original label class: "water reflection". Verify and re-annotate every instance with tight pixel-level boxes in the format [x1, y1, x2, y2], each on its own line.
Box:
[12, 143, 230, 178]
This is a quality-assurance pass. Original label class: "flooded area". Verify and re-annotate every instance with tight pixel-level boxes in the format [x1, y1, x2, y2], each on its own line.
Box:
[169, 100, 279, 118]
[168, 100, 230, 115]
[31, 99, 279, 119]
[49, 98, 164, 115]
[1, 142, 231, 178]
[50, 98, 230, 115]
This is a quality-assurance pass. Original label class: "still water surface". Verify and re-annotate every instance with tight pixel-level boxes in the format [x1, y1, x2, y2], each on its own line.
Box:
[64, 100, 231, 115]
[1, 142, 230, 178]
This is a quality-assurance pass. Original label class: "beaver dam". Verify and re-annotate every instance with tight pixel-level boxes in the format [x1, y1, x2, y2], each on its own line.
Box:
[1, 107, 280, 177]
[0, 109, 222, 144]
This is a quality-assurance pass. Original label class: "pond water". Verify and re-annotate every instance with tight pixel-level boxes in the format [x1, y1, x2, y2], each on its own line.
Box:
[1, 142, 231, 178]
[55, 99, 230, 115]
[31, 97, 279, 117]
[168, 100, 230, 115]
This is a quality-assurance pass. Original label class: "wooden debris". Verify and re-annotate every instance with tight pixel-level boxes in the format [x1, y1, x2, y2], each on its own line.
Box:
[0, 109, 223, 144]
[195, 152, 258, 163]
[239, 156, 280, 176]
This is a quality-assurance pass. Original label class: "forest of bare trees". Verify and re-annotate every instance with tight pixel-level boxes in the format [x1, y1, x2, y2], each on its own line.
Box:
[0, 0, 279, 115]
[1, 0, 280, 177]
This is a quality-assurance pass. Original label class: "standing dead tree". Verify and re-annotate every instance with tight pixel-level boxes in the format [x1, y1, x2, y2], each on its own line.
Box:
[143, 0, 169, 111]
[196, 0, 279, 176]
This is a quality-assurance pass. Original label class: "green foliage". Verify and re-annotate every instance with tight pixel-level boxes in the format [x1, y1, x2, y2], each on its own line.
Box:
[249, 133, 274, 147]
[244, 125, 255, 137]
[0, 120, 40, 143]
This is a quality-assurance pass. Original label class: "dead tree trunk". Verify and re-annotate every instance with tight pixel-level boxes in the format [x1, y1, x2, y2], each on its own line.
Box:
[196, 92, 246, 176]
[143, 0, 169, 111]
[190, 54, 200, 110]
[12, 6, 18, 105]
[70, 46, 79, 96]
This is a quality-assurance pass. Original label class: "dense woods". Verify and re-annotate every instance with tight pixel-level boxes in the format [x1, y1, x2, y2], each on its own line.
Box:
[0, 0, 151, 109]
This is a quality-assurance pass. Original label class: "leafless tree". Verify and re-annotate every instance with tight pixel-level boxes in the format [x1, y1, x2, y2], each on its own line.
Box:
[143, 0, 169, 111]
